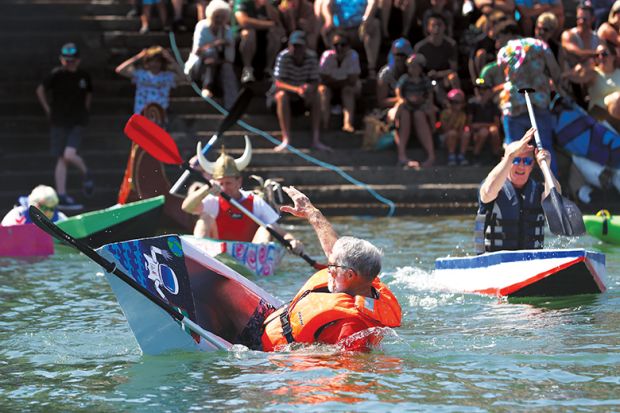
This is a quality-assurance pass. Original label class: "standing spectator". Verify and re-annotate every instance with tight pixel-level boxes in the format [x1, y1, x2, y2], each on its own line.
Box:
[185, 0, 239, 109]
[378, 0, 416, 39]
[391, 54, 436, 168]
[116, 46, 183, 117]
[320, 0, 382, 78]
[441, 89, 471, 166]
[279, 0, 320, 50]
[496, 22, 563, 173]
[271, 31, 329, 152]
[377, 38, 412, 109]
[514, 0, 564, 37]
[468, 11, 508, 84]
[468, 78, 502, 164]
[232, 0, 285, 83]
[413, 13, 460, 105]
[318, 33, 361, 133]
[36, 43, 94, 210]
[598, 0, 620, 67]
[139, 0, 168, 34]
[171, 0, 188, 32]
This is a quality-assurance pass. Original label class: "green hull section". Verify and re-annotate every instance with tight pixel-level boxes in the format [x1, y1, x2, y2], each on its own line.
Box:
[583, 214, 620, 245]
[57, 196, 165, 239]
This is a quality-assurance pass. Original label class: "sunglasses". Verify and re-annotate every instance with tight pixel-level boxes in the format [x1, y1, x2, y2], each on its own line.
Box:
[38, 204, 57, 212]
[512, 156, 534, 166]
[327, 263, 354, 272]
[598, 51, 610, 58]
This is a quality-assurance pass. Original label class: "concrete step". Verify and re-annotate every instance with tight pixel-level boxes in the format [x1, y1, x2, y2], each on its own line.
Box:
[0, 15, 138, 32]
[0, 81, 196, 99]
[0, 1, 132, 18]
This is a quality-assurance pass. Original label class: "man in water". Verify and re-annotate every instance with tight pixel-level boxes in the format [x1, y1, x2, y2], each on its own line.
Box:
[1, 185, 67, 226]
[474, 128, 559, 254]
[182, 137, 302, 251]
[259, 186, 402, 351]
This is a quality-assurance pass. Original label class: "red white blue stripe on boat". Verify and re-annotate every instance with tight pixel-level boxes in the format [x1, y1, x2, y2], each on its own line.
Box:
[433, 249, 607, 297]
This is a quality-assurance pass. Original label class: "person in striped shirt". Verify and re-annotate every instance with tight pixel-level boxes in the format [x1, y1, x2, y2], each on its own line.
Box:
[272, 31, 331, 152]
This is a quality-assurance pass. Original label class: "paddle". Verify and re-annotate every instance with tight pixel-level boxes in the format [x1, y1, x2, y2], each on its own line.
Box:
[27, 206, 228, 350]
[131, 86, 253, 195]
[125, 116, 325, 270]
[519, 88, 586, 236]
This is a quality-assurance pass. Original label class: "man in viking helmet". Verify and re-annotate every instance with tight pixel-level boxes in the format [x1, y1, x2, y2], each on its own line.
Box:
[182, 136, 303, 251]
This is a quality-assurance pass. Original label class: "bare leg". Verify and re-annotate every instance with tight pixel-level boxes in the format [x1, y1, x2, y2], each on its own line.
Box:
[473, 127, 488, 155]
[196, 0, 206, 21]
[318, 84, 332, 129]
[240, 29, 256, 70]
[413, 110, 435, 167]
[55, 158, 68, 195]
[394, 105, 418, 167]
[380, 0, 391, 38]
[63, 147, 88, 175]
[361, 19, 381, 77]
[446, 129, 458, 155]
[401, 0, 415, 37]
[266, 26, 285, 72]
[140, 4, 151, 32]
[156, 1, 168, 29]
[308, 89, 331, 150]
[341, 84, 356, 132]
[275, 90, 292, 151]
[171, 0, 183, 21]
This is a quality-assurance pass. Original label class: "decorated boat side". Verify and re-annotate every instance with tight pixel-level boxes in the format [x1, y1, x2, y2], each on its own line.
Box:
[98, 235, 282, 355]
[434, 249, 607, 297]
[180, 235, 286, 277]
[57, 196, 165, 248]
[0, 224, 54, 257]
[583, 210, 620, 245]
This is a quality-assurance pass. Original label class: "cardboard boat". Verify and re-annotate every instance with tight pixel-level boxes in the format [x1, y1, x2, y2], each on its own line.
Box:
[583, 210, 620, 245]
[434, 249, 607, 297]
[0, 224, 54, 257]
[98, 235, 282, 355]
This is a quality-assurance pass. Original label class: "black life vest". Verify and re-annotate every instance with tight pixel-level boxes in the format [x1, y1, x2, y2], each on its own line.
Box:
[474, 179, 545, 254]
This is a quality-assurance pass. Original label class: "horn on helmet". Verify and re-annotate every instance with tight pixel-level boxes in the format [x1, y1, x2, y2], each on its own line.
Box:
[196, 142, 215, 175]
[234, 135, 252, 172]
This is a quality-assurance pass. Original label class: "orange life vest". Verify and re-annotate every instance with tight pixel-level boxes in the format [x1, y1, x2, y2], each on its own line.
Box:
[215, 194, 259, 242]
[261, 269, 402, 351]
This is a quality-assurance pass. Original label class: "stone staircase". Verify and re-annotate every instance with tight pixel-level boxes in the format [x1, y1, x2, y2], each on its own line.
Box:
[0, 0, 497, 219]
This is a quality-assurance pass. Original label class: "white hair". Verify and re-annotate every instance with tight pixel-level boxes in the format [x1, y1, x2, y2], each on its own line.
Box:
[28, 185, 59, 207]
[331, 236, 382, 281]
[206, 0, 231, 26]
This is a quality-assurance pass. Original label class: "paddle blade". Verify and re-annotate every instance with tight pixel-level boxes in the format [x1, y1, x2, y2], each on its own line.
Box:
[216, 86, 254, 136]
[124, 114, 183, 165]
[543, 189, 586, 236]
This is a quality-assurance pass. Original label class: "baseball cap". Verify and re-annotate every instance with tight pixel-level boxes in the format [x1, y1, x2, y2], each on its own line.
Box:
[60, 43, 80, 59]
[289, 31, 306, 46]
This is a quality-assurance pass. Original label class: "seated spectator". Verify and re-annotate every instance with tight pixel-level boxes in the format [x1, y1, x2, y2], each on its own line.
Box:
[271, 31, 330, 152]
[598, 1, 620, 68]
[232, 0, 285, 83]
[469, 11, 509, 84]
[377, 38, 412, 109]
[514, 0, 564, 37]
[139, 0, 168, 34]
[184, 0, 239, 109]
[561, 2, 600, 69]
[320, 0, 382, 78]
[378, 0, 416, 39]
[279, 0, 319, 50]
[318, 33, 361, 133]
[390, 54, 436, 168]
[413, 13, 460, 105]
[468, 79, 502, 164]
[1, 185, 67, 226]
[474, 0, 516, 17]
[115, 46, 184, 117]
[534, 12, 561, 59]
[422, 0, 454, 38]
[441, 89, 471, 166]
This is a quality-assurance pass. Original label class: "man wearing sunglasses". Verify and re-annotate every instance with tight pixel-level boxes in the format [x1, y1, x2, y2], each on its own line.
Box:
[1, 185, 67, 226]
[474, 128, 560, 254]
[261, 186, 401, 351]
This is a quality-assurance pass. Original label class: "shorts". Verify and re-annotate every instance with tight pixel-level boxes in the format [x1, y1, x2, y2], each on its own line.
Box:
[142, 0, 161, 5]
[269, 91, 308, 117]
[50, 125, 83, 157]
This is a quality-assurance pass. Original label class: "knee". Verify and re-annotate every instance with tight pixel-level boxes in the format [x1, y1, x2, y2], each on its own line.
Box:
[240, 29, 255, 43]
[318, 84, 329, 95]
[275, 90, 288, 104]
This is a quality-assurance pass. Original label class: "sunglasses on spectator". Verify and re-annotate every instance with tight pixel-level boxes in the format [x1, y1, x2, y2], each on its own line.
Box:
[598, 51, 610, 58]
[512, 156, 534, 166]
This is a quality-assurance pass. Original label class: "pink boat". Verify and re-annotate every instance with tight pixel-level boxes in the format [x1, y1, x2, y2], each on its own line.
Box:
[0, 224, 54, 257]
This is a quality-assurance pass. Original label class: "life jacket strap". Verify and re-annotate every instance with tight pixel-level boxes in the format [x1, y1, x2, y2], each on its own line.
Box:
[279, 310, 295, 344]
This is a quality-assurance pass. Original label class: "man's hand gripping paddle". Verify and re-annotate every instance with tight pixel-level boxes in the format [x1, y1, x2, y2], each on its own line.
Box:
[518, 88, 585, 236]
[28, 206, 229, 350]
[123, 115, 325, 270]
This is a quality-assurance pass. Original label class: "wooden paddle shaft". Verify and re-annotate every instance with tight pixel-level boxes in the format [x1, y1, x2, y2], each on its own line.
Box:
[521, 89, 557, 190]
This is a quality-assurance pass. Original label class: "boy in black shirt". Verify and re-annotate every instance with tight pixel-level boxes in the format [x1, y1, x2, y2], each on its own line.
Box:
[36, 43, 94, 210]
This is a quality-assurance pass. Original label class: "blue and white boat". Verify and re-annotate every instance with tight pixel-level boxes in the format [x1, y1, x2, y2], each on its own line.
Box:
[434, 249, 607, 297]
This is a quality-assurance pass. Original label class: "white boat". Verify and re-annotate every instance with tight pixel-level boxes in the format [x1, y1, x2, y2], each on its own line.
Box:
[98, 235, 282, 355]
[433, 249, 607, 297]
[180, 235, 286, 277]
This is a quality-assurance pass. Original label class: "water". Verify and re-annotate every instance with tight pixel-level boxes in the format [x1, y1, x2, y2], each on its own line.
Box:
[1, 216, 619, 412]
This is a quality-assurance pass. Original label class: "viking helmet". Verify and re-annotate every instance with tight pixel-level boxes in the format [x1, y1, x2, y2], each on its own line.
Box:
[197, 135, 252, 179]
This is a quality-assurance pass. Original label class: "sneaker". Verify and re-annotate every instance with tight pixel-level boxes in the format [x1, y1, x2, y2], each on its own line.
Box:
[58, 194, 83, 211]
[139, 25, 149, 34]
[458, 153, 469, 166]
[447, 153, 457, 166]
[241, 67, 255, 83]
[83, 176, 95, 198]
